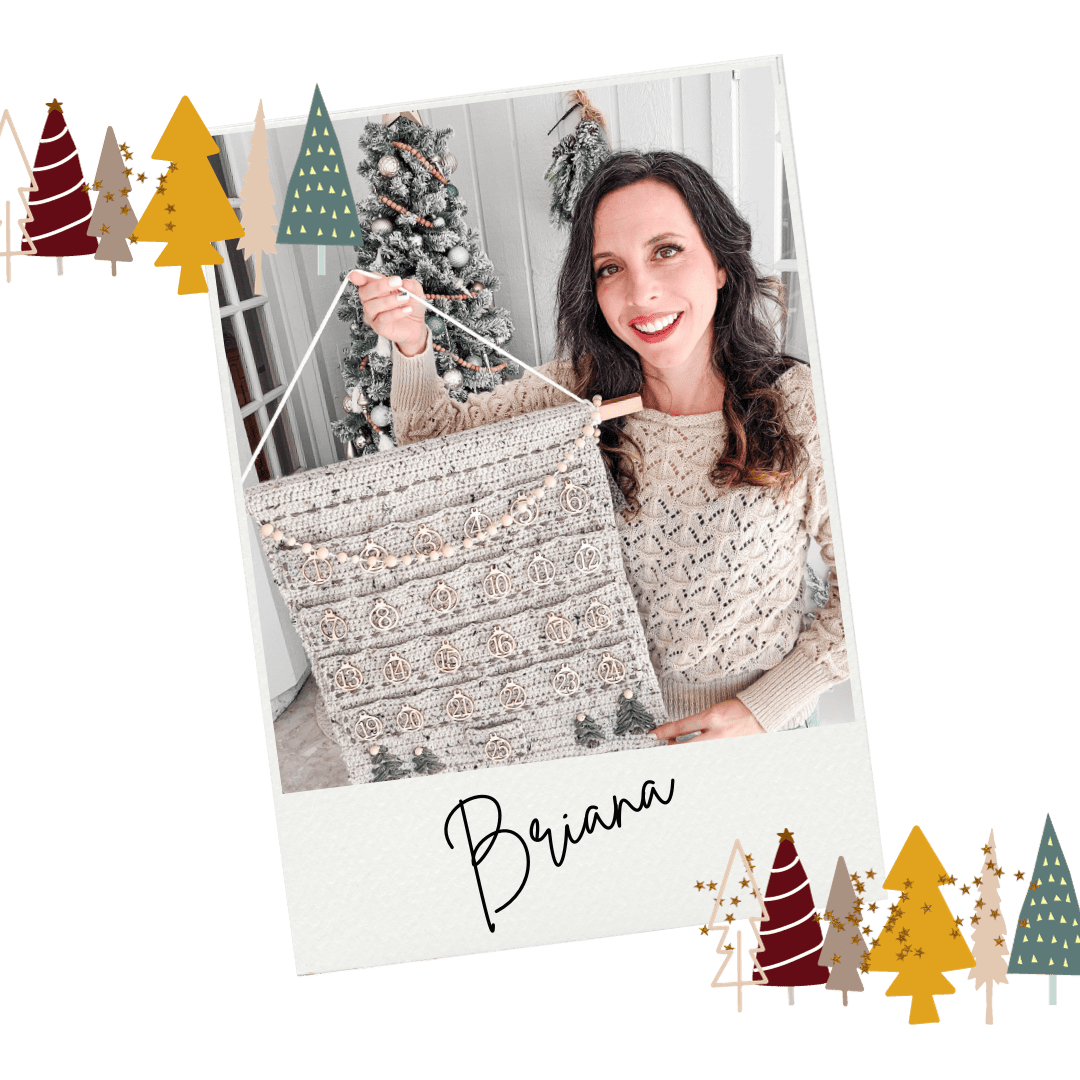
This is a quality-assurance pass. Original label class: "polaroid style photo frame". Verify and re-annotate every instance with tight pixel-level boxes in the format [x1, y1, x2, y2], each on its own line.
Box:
[208, 55, 883, 973]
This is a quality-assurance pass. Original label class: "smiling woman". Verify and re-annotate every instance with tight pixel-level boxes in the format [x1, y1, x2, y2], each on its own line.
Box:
[359, 149, 847, 740]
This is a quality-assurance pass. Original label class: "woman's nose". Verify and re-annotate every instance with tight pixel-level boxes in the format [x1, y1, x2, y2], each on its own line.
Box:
[624, 264, 661, 306]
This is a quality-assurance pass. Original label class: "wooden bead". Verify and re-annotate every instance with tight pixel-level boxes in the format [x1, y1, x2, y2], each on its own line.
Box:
[564, 450, 574, 460]
[487, 523, 499, 536]
[428, 549, 440, 561]
[417, 552, 428, 562]
[526, 496, 535, 507]
[532, 488, 543, 500]
[622, 689, 634, 699]
[591, 395, 602, 407]
[462, 537, 473, 549]
[337, 552, 348, 563]
[301, 542, 314, 555]
[574, 438, 584, 448]
[590, 410, 602, 424]
[500, 514, 513, 527]
[351, 555, 361, 565]
[272, 529, 284, 542]
[384, 554, 399, 568]
[401, 554, 414, 566]
[557, 462, 568, 473]
[442, 544, 455, 558]
[316, 546, 330, 560]
[543, 476, 556, 488]
[414, 746, 424, 756]
[261, 523, 274, 537]
[582, 426, 594, 438]
[369, 744, 381, 756]
[366, 555, 379, 568]
[576, 713, 585, 722]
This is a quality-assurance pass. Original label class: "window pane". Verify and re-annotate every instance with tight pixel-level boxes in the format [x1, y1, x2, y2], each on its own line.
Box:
[221, 316, 254, 407]
[266, 403, 299, 477]
[243, 304, 282, 396]
[224, 234, 255, 302]
[213, 264, 229, 309]
[780, 163, 796, 261]
[781, 271, 809, 361]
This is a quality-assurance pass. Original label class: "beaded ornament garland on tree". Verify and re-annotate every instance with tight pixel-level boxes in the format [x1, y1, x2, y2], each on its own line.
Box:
[335, 113, 515, 455]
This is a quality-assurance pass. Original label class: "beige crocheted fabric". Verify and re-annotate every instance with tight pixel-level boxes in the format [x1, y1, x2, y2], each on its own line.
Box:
[390, 340, 847, 731]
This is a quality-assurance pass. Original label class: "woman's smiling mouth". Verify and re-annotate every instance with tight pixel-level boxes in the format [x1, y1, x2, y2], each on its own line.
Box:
[629, 311, 683, 343]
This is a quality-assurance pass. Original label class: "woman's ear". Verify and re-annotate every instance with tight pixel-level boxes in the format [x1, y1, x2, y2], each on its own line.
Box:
[717, 266, 728, 289]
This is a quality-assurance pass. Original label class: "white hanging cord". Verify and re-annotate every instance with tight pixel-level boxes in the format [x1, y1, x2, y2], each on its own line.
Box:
[241, 267, 588, 482]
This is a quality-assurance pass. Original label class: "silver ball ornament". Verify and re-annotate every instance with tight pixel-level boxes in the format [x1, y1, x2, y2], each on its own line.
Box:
[433, 217, 445, 228]
[342, 396, 354, 414]
[371, 217, 393, 236]
[377, 154, 400, 178]
[466, 355, 485, 369]
[425, 314, 446, 335]
[447, 245, 469, 269]
[370, 403, 392, 427]
[409, 234, 424, 248]
[442, 367, 464, 390]
[378, 433, 396, 452]
[440, 152, 458, 175]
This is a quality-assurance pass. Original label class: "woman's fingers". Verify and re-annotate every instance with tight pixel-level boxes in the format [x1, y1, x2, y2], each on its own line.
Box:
[651, 716, 706, 742]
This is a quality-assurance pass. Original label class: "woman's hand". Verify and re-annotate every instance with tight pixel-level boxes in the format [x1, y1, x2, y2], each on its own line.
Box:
[651, 698, 766, 743]
[348, 271, 428, 357]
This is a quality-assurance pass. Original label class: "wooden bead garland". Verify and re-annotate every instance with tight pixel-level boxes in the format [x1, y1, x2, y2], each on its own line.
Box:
[378, 193, 434, 228]
[390, 140, 449, 184]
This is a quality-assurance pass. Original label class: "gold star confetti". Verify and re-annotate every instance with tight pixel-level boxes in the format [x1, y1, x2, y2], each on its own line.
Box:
[46, 97, 63, 112]
[699, 925, 710, 935]
[811, 912, 822, 923]
[833, 954, 842, 964]
[98, 224, 109, 234]
[854, 881, 865, 894]
[982, 844, 992, 855]
[777, 828, 795, 844]
[947, 874, 957, 885]
[896, 951, 906, 961]
[1020, 919, 1029, 928]
[851, 872, 861, 883]
[169, 161, 179, 172]
[950, 928, 960, 938]
[104, 192, 114, 202]
[974, 877, 982, 887]
[995, 935, 1006, 946]
[123, 167, 133, 179]
[164, 221, 175, 231]
[975, 898, 985, 909]
[899, 891, 910, 902]
[136, 172, 147, 183]
[938, 874, 949, 885]
[990, 908, 1000, 919]
[1029, 882, 1040, 892]
[954, 915, 964, 926]
[903, 879, 914, 889]
[120, 206, 130, 215]
[914, 948, 924, 958]
[730, 896, 741, 907]
[120, 187, 130, 197]
[861, 924, 871, 934]
[129, 235, 138, 244]
[165, 203, 176, 214]
[156, 184, 167, 195]
[157, 172, 168, 183]
[1015, 870, 1025, 881]
[825, 909, 835, 921]
[960, 884, 971, 894]
[81, 182, 90, 192]
[724, 943, 733, 952]
[118, 141, 130, 154]
[993, 866, 1004, 878]
[694, 881, 704, 891]
[867, 902, 878, 913]
[971, 914, 981, 925]
[865, 869, 876, 880]
[739, 878, 750, 889]
[871, 937, 881, 949]
[921, 903, 932, 914]
[724, 914, 735, 924]
[93, 180, 102, 191]
[850, 934, 860, 944]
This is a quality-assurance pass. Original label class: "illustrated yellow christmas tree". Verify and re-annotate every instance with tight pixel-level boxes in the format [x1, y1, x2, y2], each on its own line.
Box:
[867, 826, 975, 1024]
[133, 96, 244, 294]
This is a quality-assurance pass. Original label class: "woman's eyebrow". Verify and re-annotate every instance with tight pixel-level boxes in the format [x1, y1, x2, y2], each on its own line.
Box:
[592, 232, 687, 261]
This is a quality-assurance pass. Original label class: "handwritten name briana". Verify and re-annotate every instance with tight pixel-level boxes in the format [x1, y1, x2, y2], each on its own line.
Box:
[444, 779, 675, 932]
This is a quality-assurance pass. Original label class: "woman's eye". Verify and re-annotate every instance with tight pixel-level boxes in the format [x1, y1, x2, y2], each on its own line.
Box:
[656, 245, 680, 259]
[596, 264, 618, 279]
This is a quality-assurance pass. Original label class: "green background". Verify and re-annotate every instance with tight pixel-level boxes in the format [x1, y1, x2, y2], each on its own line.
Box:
[6, 4, 1071, 1075]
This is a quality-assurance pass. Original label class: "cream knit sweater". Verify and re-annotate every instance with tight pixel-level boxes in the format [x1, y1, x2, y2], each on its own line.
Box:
[389, 340, 847, 732]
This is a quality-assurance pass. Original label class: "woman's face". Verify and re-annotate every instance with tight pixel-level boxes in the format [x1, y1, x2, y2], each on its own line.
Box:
[592, 179, 726, 377]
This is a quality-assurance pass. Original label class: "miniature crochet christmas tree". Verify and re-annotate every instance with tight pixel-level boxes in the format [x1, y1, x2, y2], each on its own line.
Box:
[370, 745, 408, 782]
[614, 689, 655, 736]
[752, 829, 828, 1001]
[818, 856, 870, 1005]
[545, 90, 610, 228]
[573, 712, 605, 749]
[1008, 814, 1076, 1005]
[867, 826, 976, 1024]
[86, 126, 136, 276]
[22, 98, 97, 274]
[236, 100, 277, 294]
[972, 825, 1010, 1019]
[705, 840, 768, 1011]
[132, 96, 244, 294]
[275, 85, 356, 277]
[335, 112, 515, 455]
[411, 745, 445, 776]
[0, 108, 37, 282]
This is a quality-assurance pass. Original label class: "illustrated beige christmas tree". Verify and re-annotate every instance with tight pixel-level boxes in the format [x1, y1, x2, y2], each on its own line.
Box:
[704, 840, 769, 1012]
[967, 829, 1010, 1024]
[818, 855, 871, 1006]
[87, 126, 136, 276]
[133, 96, 244, 294]
[0, 108, 37, 282]
[236, 100, 277, 294]
[867, 825, 976, 1024]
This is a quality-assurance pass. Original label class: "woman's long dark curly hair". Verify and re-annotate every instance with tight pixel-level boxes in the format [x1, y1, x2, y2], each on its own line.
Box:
[556, 150, 807, 514]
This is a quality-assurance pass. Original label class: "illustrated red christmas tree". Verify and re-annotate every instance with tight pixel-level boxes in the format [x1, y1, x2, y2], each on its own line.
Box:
[132, 96, 244, 294]
[752, 828, 828, 1002]
[704, 840, 768, 1012]
[1008, 814, 1076, 1005]
[22, 99, 97, 274]
[818, 855, 871, 1005]
[966, 829, 1010, 1023]
[0, 108, 37, 282]
[236, 100, 277, 294]
[86, 127, 136, 276]
[867, 826, 976, 1024]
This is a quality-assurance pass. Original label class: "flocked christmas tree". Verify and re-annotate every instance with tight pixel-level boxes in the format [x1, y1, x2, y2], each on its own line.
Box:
[237, 100, 278, 294]
[22, 99, 97, 274]
[967, 829, 1010, 1023]
[0, 108, 37, 282]
[705, 840, 768, 1011]
[818, 855, 870, 1005]
[614, 688, 656, 736]
[545, 90, 610, 228]
[411, 745, 445, 776]
[867, 826, 976, 1024]
[752, 829, 829, 1002]
[133, 96, 244, 294]
[335, 111, 515, 455]
[275, 85, 357, 277]
[86, 126, 136, 276]
[1008, 814, 1076, 1005]
[573, 712, 605, 749]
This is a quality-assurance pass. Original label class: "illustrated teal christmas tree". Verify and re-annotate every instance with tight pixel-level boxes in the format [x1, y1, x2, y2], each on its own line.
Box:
[704, 840, 768, 1012]
[968, 829, 1010, 1023]
[276, 85, 357, 277]
[335, 111, 515, 455]
[751, 828, 829, 1002]
[1008, 814, 1076, 1004]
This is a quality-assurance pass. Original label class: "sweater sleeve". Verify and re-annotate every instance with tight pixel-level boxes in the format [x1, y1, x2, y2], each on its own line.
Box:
[389, 331, 578, 445]
[736, 364, 849, 731]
